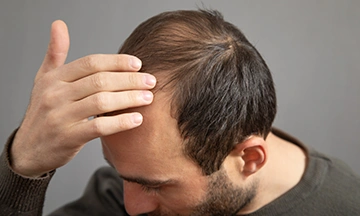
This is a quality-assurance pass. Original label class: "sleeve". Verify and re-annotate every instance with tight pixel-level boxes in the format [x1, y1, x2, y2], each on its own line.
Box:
[1, 130, 134, 216]
[0, 129, 55, 216]
[48, 167, 132, 216]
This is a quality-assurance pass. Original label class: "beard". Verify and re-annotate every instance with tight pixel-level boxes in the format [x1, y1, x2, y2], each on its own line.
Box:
[148, 168, 258, 216]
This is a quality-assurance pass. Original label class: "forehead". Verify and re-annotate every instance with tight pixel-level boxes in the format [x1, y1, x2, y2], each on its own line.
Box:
[101, 92, 198, 178]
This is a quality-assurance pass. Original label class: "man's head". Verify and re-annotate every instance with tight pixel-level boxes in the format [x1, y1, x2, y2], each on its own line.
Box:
[119, 9, 276, 175]
[102, 9, 276, 215]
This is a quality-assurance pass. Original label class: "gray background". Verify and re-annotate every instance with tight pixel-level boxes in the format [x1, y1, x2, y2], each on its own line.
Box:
[0, 0, 359, 214]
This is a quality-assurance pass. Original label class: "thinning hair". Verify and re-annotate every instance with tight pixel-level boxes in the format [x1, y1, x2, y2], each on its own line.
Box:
[119, 9, 277, 175]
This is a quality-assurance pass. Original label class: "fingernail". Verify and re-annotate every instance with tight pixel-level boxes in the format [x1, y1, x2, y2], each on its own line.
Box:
[132, 113, 143, 125]
[131, 57, 142, 69]
[142, 91, 153, 102]
[144, 74, 156, 87]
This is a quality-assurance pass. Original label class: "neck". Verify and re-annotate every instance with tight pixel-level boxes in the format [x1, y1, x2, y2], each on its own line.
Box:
[238, 132, 307, 214]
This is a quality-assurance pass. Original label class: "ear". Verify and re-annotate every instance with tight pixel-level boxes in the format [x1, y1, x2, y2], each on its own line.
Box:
[231, 136, 267, 177]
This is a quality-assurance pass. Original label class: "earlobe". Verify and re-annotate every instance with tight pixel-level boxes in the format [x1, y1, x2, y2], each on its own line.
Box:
[233, 137, 267, 177]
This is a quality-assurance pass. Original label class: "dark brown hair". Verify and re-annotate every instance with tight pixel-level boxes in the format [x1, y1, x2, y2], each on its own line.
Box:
[119, 9, 277, 175]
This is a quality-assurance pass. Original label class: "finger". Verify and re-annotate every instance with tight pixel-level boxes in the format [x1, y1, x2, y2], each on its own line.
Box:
[71, 112, 143, 143]
[38, 20, 70, 75]
[66, 91, 153, 121]
[68, 72, 156, 101]
[57, 54, 142, 82]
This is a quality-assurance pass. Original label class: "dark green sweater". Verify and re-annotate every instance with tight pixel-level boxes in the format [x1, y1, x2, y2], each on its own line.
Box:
[1, 129, 360, 215]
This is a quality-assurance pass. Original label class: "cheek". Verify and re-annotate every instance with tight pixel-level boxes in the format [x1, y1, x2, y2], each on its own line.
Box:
[158, 178, 208, 212]
[222, 155, 245, 184]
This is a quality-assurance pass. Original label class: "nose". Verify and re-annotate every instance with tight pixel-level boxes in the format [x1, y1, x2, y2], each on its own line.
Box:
[123, 180, 158, 215]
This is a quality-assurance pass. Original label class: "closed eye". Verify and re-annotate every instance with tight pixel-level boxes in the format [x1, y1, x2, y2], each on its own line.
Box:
[140, 184, 161, 194]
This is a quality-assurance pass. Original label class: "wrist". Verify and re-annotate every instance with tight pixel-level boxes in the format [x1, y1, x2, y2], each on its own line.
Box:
[9, 130, 48, 178]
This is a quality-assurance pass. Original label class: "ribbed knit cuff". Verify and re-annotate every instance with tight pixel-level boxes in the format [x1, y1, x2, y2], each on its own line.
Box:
[0, 129, 55, 214]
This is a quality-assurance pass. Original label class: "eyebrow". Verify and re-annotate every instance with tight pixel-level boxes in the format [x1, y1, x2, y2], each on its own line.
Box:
[104, 157, 176, 186]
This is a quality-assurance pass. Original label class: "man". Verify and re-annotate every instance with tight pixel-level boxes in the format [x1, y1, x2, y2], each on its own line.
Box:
[1, 9, 359, 216]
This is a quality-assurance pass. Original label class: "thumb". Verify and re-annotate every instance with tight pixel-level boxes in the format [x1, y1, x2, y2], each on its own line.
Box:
[38, 20, 70, 74]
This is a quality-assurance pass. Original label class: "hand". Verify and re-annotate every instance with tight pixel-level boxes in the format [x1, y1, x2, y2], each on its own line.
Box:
[10, 20, 156, 177]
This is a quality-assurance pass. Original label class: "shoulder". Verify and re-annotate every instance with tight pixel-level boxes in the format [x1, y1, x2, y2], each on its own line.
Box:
[320, 153, 360, 196]
[86, 166, 124, 195]
[49, 167, 128, 215]
[307, 149, 360, 214]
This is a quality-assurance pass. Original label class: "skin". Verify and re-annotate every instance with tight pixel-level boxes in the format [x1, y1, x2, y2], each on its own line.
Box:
[11, 20, 156, 177]
[10, 20, 307, 215]
[102, 92, 269, 215]
[102, 92, 210, 215]
[101, 89, 307, 215]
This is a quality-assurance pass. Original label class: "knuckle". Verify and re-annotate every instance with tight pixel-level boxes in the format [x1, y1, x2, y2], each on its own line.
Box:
[83, 54, 100, 70]
[114, 54, 129, 68]
[93, 93, 110, 112]
[91, 73, 106, 90]
[128, 91, 140, 104]
[117, 115, 133, 130]
[91, 119, 105, 136]
[128, 73, 141, 87]
[41, 91, 56, 109]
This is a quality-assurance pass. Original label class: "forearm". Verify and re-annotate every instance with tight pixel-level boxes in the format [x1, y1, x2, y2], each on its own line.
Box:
[0, 130, 55, 216]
